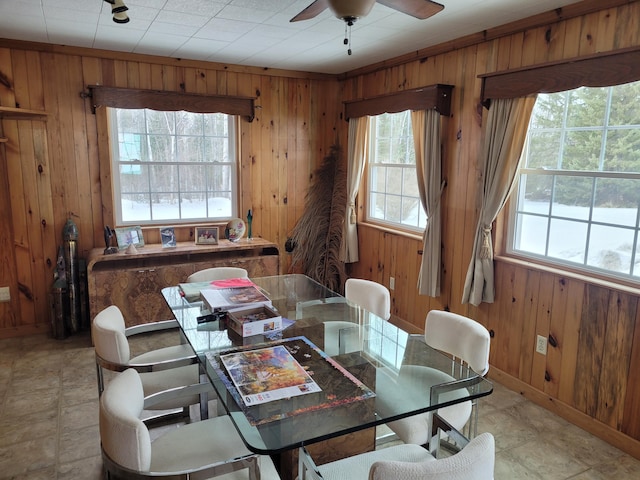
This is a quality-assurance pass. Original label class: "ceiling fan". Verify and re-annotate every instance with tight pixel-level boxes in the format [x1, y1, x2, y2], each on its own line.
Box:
[290, 0, 444, 55]
[290, 0, 444, 23]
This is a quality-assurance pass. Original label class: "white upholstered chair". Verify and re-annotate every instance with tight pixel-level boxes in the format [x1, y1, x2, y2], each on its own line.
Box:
[187, 266, 249, 283]
[298, 432, 495, 480]
[344, 278, 391, 320]
[319, 278, 391, 357]
[386, 310, 491, 450]
[92, 304, 211, 421]
[100, 368, 281, 480]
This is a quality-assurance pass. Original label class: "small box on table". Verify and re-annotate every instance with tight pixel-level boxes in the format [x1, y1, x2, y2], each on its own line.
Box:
[227, 305, 282, 337]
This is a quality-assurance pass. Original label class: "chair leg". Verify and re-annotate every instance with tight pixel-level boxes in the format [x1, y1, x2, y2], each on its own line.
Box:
[200, 390, 209, 420]
[96, 363, 105, 397]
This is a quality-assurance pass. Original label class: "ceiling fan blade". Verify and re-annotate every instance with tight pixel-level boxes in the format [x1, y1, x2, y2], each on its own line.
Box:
[377, 0, 444, 19]
[290, 0, 330, 22]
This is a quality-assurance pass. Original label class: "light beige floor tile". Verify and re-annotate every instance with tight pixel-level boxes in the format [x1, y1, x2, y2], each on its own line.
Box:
[60, 399, 99, 432]
[58, 424, 101, 464]
[0, 466, 57, 480]
[0, 410, 58, 447]
[3, 388, 59, 417]
[543, 423, 623, 468]
[58, 454, 104, 480]
[495, 450, 545, 479]
[588, 454, 640, 479]
[0, 435, 57, 478]
[506, 438, 589, 480]
[4, 332, 640, 480]
[478, 408, 539, 452]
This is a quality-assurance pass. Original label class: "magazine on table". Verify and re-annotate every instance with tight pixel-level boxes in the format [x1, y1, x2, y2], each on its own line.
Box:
[219, 344, 321, 406]
[178, 277, 259, 303]
[200, 283, 272, 312]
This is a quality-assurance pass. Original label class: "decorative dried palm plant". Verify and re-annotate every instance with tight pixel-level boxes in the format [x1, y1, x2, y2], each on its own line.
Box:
[289, 145, 347, 293]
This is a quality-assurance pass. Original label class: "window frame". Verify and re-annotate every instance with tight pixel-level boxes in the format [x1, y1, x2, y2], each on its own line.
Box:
[504, 82, 640, 283]
[89, 86, 254, 228]
[481, 47, 640, 286]
[365, 111, 426, 233]
[108, 108, 240, 226]
[343, 84, 452, 236]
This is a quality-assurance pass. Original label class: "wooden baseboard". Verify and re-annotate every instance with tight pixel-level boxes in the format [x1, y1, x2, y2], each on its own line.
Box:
[488, 368, 640, 460]
[0, 323, 53, 339]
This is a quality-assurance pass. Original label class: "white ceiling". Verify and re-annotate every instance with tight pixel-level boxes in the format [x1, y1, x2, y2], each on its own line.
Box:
[1, 0, 580, 75]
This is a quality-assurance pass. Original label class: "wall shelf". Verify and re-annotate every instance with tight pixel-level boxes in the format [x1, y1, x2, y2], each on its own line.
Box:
[0, 106, 48, 120]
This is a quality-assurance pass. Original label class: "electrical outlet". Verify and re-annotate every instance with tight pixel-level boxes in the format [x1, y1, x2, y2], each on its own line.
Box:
[389, 277, 395, 290]
[536, 335, 548, 355]
[0, 286, 9, 303]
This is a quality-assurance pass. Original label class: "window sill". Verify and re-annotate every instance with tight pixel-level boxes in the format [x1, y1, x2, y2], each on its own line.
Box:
[359, 221, 423, 242]
[494, 254, 640, 296]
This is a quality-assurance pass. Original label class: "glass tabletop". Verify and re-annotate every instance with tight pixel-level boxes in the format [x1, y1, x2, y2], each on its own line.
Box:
[161, 274, 493, 454]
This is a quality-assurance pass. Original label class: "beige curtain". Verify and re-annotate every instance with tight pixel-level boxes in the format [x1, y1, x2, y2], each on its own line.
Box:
[341, 116, 370, 263]
[412, 109, 444, 297]
[462, 96, 537, 306]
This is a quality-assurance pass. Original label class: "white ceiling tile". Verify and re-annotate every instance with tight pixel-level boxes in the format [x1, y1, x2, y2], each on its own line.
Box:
[216, 5, 273, 23]
[0, 14, 48, 43]
[173, 37, 229, 60]
[0, 0, 582, 74]
[155, 10, 210, 28]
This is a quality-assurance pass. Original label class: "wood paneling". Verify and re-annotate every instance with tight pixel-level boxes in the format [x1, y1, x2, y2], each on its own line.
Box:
[0, 43, 338, 337]
[2, 0, 640, 460]
[347, 0, 640, 458]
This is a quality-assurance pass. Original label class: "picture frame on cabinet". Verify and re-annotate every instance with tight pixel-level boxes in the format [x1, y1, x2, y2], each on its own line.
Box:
[195, 226, 219, 245]
[114, 226, 145, 250]
[160, 226, 177, 248]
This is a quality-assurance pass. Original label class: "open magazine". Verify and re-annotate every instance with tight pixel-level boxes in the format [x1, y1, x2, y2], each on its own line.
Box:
[220, 344, 321, 406]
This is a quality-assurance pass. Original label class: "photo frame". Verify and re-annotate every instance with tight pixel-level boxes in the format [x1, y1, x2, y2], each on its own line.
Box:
[195, 226, 219, 245]
[160, 226, 177, 248]
[114, 226, 145, 250]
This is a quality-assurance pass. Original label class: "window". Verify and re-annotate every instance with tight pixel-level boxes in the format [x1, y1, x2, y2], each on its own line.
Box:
[509, 81, 640, 280]
[367, 111, 426, 231]
[110, 108, 237, 225]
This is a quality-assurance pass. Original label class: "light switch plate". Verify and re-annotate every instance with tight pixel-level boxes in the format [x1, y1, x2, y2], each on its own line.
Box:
[0, 286, 10, 302]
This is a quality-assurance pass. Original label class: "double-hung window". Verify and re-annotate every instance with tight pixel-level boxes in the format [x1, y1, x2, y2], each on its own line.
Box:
[367, 111, 426, 232]
[110, 108, 237, 225]
[508, 81, 640, 280]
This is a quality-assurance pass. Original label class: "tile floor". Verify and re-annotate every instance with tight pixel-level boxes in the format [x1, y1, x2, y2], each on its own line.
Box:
[1, 329, 640, 479]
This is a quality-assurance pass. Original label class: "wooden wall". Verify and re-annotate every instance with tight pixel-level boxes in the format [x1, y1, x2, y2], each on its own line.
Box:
[0, 44, 340, 337]
[2, 0, 640, 459]
[347, 0, 640, 459]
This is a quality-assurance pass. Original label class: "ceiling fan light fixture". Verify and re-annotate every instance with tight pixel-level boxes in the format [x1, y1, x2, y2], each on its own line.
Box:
[112, 11, 130, 23]
[327, 0, 375, 22]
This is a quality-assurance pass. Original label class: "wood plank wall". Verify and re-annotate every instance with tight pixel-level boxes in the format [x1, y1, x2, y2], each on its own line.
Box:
[0, 45, 340, 337]
[346, 0, 640, 458]
[1, 0, 640, 458]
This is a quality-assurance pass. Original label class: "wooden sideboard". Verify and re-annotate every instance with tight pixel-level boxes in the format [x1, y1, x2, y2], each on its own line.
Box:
[87, 238, 280, 327]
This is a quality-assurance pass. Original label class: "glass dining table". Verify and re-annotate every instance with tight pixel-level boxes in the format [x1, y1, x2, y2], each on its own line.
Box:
[161, 274, 493, 479]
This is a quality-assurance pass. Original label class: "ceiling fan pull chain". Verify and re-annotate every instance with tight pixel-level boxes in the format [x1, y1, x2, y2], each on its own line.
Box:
[343, 20, 353, 55]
